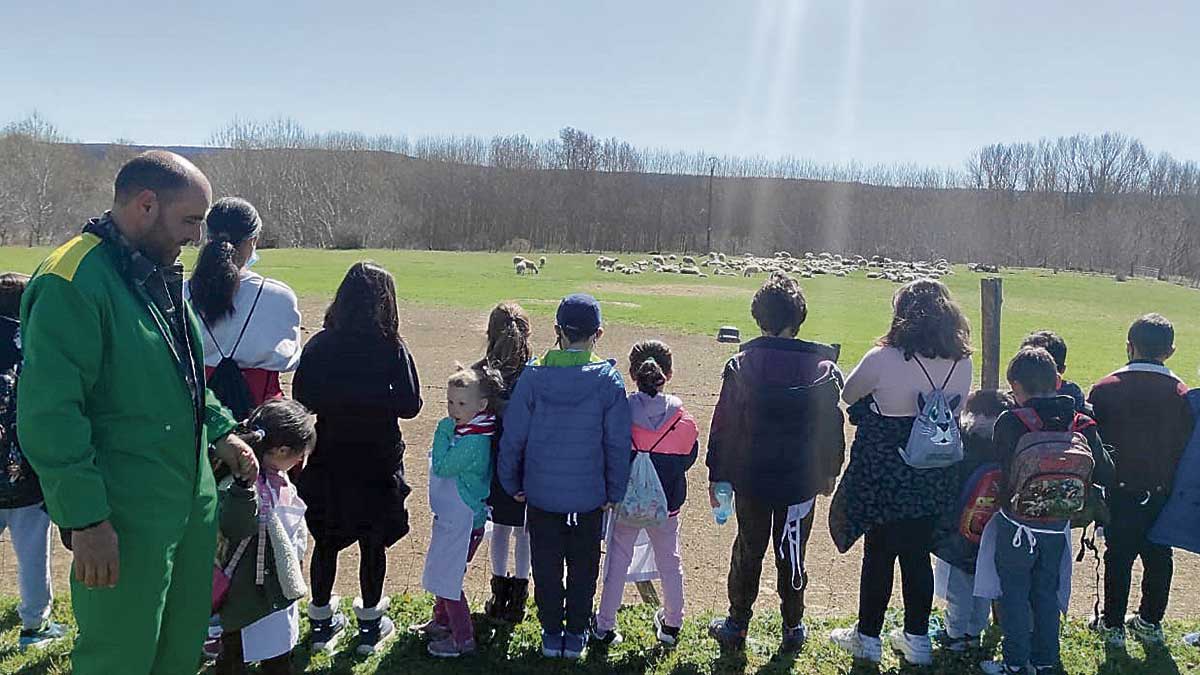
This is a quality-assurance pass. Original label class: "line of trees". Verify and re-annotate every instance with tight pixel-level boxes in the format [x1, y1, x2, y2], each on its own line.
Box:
[1, 114, 1197, 279]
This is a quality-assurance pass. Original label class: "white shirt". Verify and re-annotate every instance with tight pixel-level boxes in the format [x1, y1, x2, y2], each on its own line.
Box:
[842, 346, 973, 417]
[185, 270, 302, 372]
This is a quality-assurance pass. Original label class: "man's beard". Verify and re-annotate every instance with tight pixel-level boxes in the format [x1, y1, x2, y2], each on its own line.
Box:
[137, 213, 181, 266]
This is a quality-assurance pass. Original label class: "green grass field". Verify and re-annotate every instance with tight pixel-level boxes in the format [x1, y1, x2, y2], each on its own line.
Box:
[2, 595, 1198, 675]
[2, 246, 1198, 387]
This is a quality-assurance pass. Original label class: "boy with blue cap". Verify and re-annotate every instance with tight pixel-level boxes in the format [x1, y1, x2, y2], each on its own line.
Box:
[498, 293, 632, 661]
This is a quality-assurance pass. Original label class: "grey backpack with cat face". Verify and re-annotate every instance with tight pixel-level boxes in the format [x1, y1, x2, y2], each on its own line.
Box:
[898, 356, 964, 469]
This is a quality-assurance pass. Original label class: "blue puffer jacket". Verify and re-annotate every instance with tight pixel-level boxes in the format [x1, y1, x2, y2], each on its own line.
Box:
[498, 350, 633, 514]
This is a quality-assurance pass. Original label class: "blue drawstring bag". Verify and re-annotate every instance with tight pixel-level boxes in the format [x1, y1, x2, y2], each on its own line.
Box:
[1148, 389, 1200, 553]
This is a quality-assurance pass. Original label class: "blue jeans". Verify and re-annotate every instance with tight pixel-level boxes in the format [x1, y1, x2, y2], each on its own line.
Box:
[994, 516, 1066, 668]
[0, 503, 54, 629]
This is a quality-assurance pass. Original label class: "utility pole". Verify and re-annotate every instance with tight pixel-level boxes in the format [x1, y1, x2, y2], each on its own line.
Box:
[706, 156, 717, 253]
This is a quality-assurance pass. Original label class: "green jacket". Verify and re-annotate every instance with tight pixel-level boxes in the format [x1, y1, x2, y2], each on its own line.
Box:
[17, 228, 238, 530]
[216, 478, 296, 631]
[431, 417, 493, 529]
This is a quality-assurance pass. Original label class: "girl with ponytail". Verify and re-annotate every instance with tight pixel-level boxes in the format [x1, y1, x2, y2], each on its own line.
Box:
[592, 339, 699, 647]
[186, 198, 302, 416]
[473, 302, 535, 624]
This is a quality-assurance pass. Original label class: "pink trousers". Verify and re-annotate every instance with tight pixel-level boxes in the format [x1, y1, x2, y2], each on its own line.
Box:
[595, 515, 684, 632]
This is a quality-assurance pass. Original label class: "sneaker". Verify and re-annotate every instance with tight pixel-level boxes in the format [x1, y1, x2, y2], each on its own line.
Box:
[409, 618, 452, 640]
[1125, 614, 1166, 645]
[887, 628, 933, 666]
[589, 616, 623, 647]
[309, 598, 348, 653]
[201, 636, 221, 662]
[829, 625, 882, 663]
[18, 621, 66, 650]
[653, 608, 681, 647]
[707, 617, 748, 651]
[428, 635, 477, 658]
[980, 661, 1029, 674]
[1185, 632, 1200, 647]
[780, 622, 808, 653]
[932, 627, 981, 652]
[1088, 616, 1126, 649]
[356, 616, 396, 655]
[541, 629, 564, 658]
[562, 631, 588, 660]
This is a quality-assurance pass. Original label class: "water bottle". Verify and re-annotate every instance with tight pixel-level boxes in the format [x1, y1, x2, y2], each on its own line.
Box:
[712, 482, 734, 525]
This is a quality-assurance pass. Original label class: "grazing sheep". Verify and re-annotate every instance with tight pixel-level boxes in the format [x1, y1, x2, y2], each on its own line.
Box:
[539, 256, 547, 268]
[680, 265, 700, 275]
[668, 254, 678, 261]
[515, 261, 529, 275]
[513, 255, 525, 265]
[743, 264, 763, 277]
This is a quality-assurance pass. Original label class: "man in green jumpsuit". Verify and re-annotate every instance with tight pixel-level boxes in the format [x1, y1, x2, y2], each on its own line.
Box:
[17, 151, 259, 675]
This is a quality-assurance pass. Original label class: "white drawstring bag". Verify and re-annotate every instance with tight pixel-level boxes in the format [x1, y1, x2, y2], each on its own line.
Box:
[616, 451, 668, 529]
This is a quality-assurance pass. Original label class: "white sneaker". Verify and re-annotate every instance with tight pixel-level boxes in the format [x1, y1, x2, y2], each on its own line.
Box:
[888, 628, 933, 666]
[980, 660, 1029, 674]
[1088, 615, 1126, 649]
[829, 625, 882, 663]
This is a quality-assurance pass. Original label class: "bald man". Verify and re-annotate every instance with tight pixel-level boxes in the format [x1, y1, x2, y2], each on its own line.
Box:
[17, 151, 258, 674]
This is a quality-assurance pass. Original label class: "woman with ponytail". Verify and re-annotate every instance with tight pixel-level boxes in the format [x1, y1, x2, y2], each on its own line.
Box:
[186, 198, 302, 418]
[472, 303, 535, 624]
[592, 340, 698, 647]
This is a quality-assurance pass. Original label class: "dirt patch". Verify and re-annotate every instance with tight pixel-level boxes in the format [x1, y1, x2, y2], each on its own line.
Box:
[7, 300, 1198, 621]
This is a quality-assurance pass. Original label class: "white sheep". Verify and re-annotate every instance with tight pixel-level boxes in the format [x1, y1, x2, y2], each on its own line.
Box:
[539, 256, 547, 268]
[743, 264, 763, 277]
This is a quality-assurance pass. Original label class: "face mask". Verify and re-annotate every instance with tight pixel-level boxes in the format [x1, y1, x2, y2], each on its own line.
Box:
[246, 249, 260, 269]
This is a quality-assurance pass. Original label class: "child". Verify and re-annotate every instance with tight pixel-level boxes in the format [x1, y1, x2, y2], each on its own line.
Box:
[418, 366, 503, 658]
[593, 340, 699, 647]
[0, 272, 66, 650]
[830, 279, 972, 666]
[215, 399, 316, 675]
[708, 273, 845, 654]
[1088, 313, 1193, 647]
[932, 389, 1012, 652]
[1021, 331, 1087, 413]
[976, 348, 1113, 675]
[497, 293, 632, 661]
[293, 262, 423, 655]
[476, 303, 534, 624]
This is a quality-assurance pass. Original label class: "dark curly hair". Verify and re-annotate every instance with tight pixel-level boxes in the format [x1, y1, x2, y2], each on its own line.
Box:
[751, 272, 808, 336]
[1021, 330, 1067, 373]
[324, 262, 403, 346]
[629, 340, 673, 396]
[879, 279, 972, 360]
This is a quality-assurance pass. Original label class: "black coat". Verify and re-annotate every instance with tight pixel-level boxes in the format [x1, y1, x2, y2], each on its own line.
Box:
[294, 329, 422, 546]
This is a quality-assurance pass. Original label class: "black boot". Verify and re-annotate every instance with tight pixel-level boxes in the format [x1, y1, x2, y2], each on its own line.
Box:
[503, 578, 529, 624]
[484, 575, 510, 621]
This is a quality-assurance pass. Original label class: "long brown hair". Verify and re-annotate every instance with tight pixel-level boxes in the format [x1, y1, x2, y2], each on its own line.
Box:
[878, 279, 972, 360]
[324, 262, 403, 346]
[483, 302, 532, 384]
[629, 340, 673, 396]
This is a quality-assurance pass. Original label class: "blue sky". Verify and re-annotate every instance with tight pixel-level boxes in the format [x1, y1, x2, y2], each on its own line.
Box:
[1, 1, 1196, 168]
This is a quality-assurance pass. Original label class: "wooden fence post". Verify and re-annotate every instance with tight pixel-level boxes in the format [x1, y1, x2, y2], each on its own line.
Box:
[981, 278, 1003, 390]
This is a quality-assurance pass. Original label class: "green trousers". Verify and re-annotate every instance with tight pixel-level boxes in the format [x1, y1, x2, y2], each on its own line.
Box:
[70, 487, 217, 675]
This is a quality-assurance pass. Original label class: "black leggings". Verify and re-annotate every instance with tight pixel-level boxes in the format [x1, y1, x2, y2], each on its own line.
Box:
[310, 536, 388, 608]
[857, 516, 936, 638]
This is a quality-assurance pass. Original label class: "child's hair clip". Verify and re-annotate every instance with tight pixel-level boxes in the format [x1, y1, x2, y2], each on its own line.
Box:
[248, 428, 267, 444]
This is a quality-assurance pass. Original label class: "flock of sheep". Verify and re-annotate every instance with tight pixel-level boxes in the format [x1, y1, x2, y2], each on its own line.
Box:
[512, 255, 547, 275]
[510, 251, 984, 284]
[588, 251, 957, 283]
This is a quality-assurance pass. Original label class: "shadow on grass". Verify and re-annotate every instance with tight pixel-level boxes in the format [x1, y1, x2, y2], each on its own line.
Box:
[1097, 641, 1181, 675]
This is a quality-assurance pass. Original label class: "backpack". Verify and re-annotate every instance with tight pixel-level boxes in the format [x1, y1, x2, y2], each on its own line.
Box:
[957, 462, 1003, 545]
[616, 415, 680, 529]
[201, 282, 264, 422]
[1007, 408, 1096, 524]
[898, 357, 964, 469]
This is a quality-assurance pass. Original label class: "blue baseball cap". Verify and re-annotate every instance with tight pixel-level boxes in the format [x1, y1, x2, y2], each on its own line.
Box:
[556, 293, 602, 337]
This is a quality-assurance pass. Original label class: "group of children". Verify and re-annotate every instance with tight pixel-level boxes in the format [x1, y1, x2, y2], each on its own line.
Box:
[3, 261, 1200, 673]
